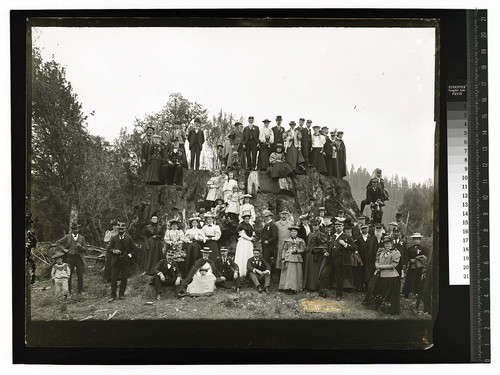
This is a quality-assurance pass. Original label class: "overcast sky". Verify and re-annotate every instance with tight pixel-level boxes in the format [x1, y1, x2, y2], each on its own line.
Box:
[33, 26, 436, 183]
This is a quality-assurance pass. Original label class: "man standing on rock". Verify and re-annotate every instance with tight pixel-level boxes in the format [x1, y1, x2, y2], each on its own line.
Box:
[299, 118, 312, 167]
[336, 130, 347, 179]
[141, 125, 154, 181]
[188, 117, 205, 170]
[242, 116, 260, 170]
[229, 121, 246, 169]
[271, 115, 285, 152]
[107, 222, 138, 302]
[321, 126, 334, 177]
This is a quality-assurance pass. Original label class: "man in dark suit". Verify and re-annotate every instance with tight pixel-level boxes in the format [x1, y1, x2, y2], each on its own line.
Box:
[188, 117, 205, 170]
[107, 222, 138, 302]
[247, 248, 271, 293]
[319, 220, 355, 300]
[391, 227, 406, 279]
[299, 118, 312, 166]
[215, 247, 241, 293]
[354, 223, 370, 291]
[56, 222, 88, 295]
[271, 115, 285, 152]
[152, 255, 183, 300]
[163, 137, 188, 186]
[229, 121, 246, 168]
[260, 209, 278, 265]
[360, 179, 385, 214]
[242, 116, 260, 170]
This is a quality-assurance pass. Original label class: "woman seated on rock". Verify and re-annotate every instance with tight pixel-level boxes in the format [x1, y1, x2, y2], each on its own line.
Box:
[268, 143, 294, 179]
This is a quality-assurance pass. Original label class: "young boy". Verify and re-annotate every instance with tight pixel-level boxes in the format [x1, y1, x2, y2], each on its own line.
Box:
[51, 252, 71, 299]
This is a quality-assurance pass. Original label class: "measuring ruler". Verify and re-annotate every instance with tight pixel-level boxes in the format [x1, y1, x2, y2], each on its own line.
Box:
[446, 9, 489, 363]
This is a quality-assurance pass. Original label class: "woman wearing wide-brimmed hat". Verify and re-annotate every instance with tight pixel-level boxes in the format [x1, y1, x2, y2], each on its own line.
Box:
[234, 211, 255, 277]
[238, 194, 256, 225]
[257, 119, 275, 171]
[201, 213, 221, 261]
[363, 236, 401, 315]
[267, 143, 294, 179]
[279, 225, 306, 293]
[184, 217, 206, 272]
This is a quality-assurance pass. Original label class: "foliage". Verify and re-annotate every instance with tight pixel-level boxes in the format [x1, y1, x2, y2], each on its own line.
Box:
[205, 110, 243, 169]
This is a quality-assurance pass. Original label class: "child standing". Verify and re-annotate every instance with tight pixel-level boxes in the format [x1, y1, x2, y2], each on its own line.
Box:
[51, 252, 71, 299]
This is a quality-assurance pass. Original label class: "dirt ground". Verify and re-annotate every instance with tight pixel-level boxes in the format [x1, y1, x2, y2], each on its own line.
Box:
[29, 262, 432, 321]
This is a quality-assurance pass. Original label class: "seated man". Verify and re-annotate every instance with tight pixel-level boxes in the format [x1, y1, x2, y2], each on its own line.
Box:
[152, 253, 184, 300]
[215, 247, 241, 293]
[246, 248, 271, 294]
[360, 179, 384, 214]
[181, 247, 220, 296]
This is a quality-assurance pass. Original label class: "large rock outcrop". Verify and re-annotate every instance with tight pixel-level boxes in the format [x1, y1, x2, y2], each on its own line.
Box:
[129, 168, 359, 252]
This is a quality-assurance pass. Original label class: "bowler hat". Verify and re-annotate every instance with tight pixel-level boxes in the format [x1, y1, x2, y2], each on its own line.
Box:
[337, 130, 344, 134]
[289, 121, 296, 126]
[374, 223, 383, 229]
[299, 118, 305, 121]
[276, 115, 282, 121]
[306, 119, 312, 123]
[248, 116, 254, 120]
[70, 222, 81, 230]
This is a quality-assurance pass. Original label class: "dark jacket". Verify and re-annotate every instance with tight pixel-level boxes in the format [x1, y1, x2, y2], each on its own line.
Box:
[242, 126, 260, 145]
[107, 233, 138, 278]
[271, 126, 285, 146]
[300, 126, 312, 151]
[188, 129, 205, 149]
[247, 256, 271, 274]
[323, 136, 334, 156]
[57, 233, 88, 264]
[215, 256, 239, 275]
[154, 259, 182, 279]
[164, 146, 188, 168]
[366, 186, 384, 203]
[298, 224, 311, 243]
[141, 139, 152, 164]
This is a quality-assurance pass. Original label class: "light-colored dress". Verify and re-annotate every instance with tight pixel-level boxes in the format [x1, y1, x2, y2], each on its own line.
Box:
[186, 261, 216, 296]
[226, 192, 242, 214]
[234, 222, 255, 277]
[275, 218, 294, 270]
[223, 179, 238, 203]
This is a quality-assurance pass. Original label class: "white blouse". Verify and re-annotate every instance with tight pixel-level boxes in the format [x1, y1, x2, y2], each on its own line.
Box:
[312, 134, 326, 148]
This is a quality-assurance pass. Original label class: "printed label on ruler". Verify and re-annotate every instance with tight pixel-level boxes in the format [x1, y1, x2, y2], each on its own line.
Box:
[447, 81, 469, 285]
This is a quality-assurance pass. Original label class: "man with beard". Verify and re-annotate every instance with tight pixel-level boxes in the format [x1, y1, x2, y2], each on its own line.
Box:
[365, 223, 385, 286]
[260, 209, 278, 266]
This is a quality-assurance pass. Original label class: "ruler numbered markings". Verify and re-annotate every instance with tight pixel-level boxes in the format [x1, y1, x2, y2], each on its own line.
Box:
[447, 81, 470, 285]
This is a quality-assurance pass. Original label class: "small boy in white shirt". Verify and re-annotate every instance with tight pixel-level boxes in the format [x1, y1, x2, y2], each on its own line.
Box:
[51, 253, 71, 299]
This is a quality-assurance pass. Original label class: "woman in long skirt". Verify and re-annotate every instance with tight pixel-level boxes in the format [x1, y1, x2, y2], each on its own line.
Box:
[284, 122, 305, 173]
[184, 217, 206, 272]
[363, 237, 401, 315]
[302, 218, 327, 291]
[268, 143, 294, 179]
[201, 213, 221, 261]
[234, 212, 255, 277]
[310, 126, 327, 174]
[143, 213, 165, 275]
[222, 171, 238, 203]
[257, 119, 274, 171]
[279, 226, 306, 293]
[144, 134, 163, 185]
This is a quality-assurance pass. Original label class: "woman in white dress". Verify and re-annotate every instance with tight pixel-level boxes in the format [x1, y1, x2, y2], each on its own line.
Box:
[185, 248, 217, 296]
[222, 171, 238, 203]
[238, 194, 256, 225]
[234, 211, 255, 277]
[205, 169, 224, 205]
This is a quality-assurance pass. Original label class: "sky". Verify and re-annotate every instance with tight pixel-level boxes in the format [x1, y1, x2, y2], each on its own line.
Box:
[33, 26, 436, 183]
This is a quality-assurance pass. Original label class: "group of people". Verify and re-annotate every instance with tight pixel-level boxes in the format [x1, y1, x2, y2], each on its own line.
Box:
[50, 205, 431, 316]
[140, 116, 348, 186]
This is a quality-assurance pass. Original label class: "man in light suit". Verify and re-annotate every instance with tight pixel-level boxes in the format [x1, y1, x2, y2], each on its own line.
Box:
[242, 116, 260, 170]
[188, 117, 205, 170]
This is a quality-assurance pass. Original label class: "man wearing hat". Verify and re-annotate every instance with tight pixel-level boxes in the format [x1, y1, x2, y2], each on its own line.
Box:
[172, 119, 187, 148]
[187, 117, 205, 170]
[351, 215, 366, 238]
[141, 125, 154, 180]
[143, 212, 166, 276]
[365, 223, 385, 285]
[152, 252, 184, 300]
[228, 121, 246, 169]
[163, 137, 187, 186]
[275, 209, 294, 271]
[56, 222, 88, 295]
[317, 207, 328, 233]
[299, 118, 312, 166]
[215, 247, 241, 293]
[360, 178, 384, 215]
[107, 222, 138, 302]
[181, 247, 220, 290]
[271, 115, 285, 152]
[391, 227, 406, 279]
[321, 126, 334, 177]
[103, 220, 119, 281]
[260, 209, 278, 265]
[402, 233, 428, 299]
[247, 248, 271, 293]
[242, 116, 260, 170]
[144, 134, 163, 185]
[51, 252, 71, 299]
[353, 222, 370, 291]
[215, 143, 226, 170]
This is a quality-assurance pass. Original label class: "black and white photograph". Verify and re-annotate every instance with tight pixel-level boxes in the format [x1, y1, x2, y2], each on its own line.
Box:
[20, 14, 443, 352]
